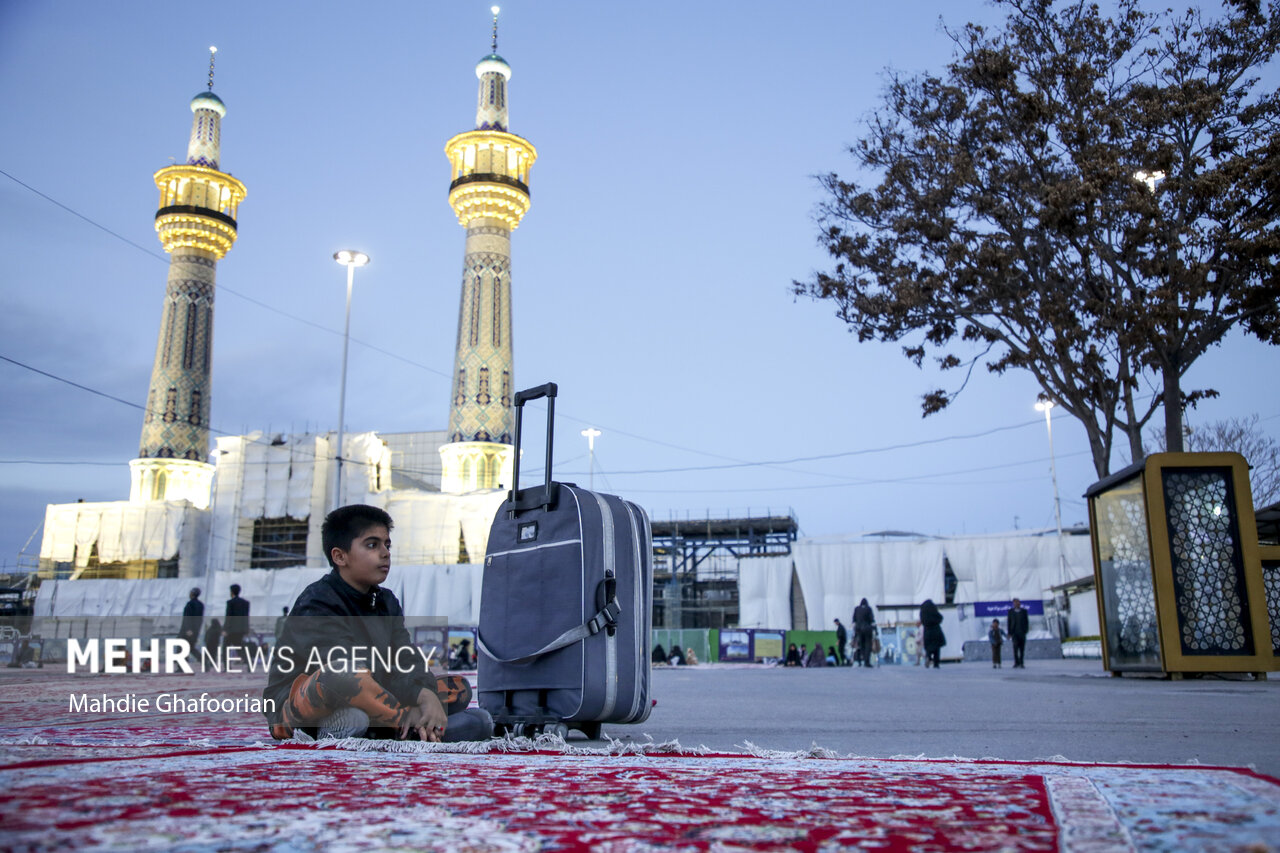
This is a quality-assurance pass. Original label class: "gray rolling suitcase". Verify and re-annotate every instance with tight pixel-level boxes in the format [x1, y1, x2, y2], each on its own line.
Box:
[477, 382, 653, 739]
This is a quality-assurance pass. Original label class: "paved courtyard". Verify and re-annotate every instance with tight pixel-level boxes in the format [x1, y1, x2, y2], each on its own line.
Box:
[617, 659, 1280, 777]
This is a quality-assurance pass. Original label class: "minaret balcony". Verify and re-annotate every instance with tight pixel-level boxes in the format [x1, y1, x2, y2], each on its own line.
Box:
[154, 164, 246, 219]
[155, 208, 239, 257]
[445, 130, 537, 185]
[448, 179, 532, 229]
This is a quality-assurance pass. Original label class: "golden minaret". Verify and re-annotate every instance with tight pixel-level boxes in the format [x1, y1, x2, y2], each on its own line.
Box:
[129, 48, 246, 507]
[439, 7, 537, 493]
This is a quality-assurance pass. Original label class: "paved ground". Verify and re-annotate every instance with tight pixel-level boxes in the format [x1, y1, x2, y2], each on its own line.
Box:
[608, 659, 1280, 777]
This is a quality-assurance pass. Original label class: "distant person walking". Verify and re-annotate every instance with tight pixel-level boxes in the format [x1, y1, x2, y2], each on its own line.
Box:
[833, 619, 849, 666]
[275, 606, 289, 639]
[179, 587, 204, 652]
[853, 598, 876, 668]
[224, 584, 251, 666]
[204, 618, 222, 667]
[920, 599, 945, 669]
[988, 618, 1004, 668]
[1008, 598, 1030, 669]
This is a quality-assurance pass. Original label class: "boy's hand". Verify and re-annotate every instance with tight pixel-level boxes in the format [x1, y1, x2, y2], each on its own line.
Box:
[400, 688, 448, 742]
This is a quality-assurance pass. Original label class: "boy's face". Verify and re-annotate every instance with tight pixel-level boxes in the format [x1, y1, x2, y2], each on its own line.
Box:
[331, 523, 391, 593]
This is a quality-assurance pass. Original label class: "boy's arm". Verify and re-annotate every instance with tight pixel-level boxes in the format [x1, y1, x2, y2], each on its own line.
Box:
[381, 601, 437, 709]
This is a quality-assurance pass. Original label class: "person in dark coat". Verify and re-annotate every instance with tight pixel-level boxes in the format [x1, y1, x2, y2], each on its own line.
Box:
[805, 643, 827, 667]
[667, 644, 686, 666]
[652, 644, 668, 664]
[179, 587, 204, 652]
[853, 598, 876, 667]
[785, 643, 802, 667]
[223, 584, 251, 666]
[1007, 597, 1030, 668]
[203, 618, 222, 667]
[832, 619, 849, 666]
[263, 504, 492, 743]
[920, 599, 945, 668]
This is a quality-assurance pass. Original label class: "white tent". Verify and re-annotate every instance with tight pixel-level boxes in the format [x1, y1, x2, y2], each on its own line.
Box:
[737, 530, 1093, 631]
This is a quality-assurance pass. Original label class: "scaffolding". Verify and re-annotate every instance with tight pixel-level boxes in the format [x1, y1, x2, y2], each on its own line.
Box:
[651, 510, 799, 629]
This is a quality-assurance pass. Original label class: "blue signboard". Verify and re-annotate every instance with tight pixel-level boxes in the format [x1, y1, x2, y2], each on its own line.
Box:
[974, 599, 1045, 618]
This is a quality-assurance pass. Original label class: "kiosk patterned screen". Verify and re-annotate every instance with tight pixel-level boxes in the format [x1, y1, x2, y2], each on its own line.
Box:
[1161, 468, 1254, 657]
[1093, 474, 1161, 669]
[1261, 559, 1280, 655]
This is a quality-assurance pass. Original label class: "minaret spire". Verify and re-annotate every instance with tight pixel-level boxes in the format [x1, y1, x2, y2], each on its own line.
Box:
[439, 11, 537, 495]
[129, 52, 246, 508]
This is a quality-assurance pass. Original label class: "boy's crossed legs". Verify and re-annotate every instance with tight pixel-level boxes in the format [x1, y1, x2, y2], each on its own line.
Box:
[271, 669, 492, 742]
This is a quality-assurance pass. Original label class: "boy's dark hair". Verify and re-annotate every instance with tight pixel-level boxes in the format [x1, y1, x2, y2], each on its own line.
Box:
[322, 504, 394, 569]
[230, 584, 241, 596]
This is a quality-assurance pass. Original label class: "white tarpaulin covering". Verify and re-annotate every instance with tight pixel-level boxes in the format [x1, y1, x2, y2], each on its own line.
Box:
[384, 491, 505, 566]
[33, 578, 193, 633]
[785, 531, 1090, 629]
[792, 538, 949, 627]
[737, 556, 795, 629]
[39, 501, 193, 568]
[208, 432, 393, 572]
[34, 564, 484, 637]
[944, 533, 1093, 603]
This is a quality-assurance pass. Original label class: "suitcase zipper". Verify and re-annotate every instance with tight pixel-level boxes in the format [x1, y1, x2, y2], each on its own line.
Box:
[591, 491, 618, 720]
[485, 538, 583, 562]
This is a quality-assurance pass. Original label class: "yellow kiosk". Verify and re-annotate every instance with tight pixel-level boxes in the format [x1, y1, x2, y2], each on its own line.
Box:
[1085, 453, 1278, 678]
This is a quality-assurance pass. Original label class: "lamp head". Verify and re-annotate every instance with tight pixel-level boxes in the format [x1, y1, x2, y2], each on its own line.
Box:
[1034, 400, 1054, 413]
[333, 250, 370, 267]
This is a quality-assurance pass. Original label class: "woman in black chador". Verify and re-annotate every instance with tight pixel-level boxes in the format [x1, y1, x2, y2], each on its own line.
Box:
[853, 598, 876, 667]
[919, 599, 946, 669]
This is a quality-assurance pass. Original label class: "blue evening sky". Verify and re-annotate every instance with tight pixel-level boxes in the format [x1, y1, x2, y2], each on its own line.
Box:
[0, 1, 1275, 567]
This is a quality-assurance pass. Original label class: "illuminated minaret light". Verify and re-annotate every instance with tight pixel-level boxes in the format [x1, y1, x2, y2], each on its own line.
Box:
[439, 6, 537, 494]
[129, 47, 246, 507]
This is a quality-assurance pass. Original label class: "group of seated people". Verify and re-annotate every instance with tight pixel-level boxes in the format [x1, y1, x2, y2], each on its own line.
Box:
[651, 643, 697, 666]
[784, 642, 838, 667]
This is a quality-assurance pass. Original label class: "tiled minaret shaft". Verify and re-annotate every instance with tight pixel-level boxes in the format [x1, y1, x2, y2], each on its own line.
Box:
[129, 50, 246, 507]
[439, 12, 537, 494]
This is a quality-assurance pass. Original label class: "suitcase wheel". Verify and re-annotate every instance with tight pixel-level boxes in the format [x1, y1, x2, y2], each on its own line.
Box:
[576, 722, 602, 741]
[546, 722, 569, 740]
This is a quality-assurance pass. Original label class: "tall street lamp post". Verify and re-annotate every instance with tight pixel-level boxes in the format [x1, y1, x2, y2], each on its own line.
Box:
[581, 428, 601, 491]
[332, 250, 369, 510]
[1035, 399, 1069, 590]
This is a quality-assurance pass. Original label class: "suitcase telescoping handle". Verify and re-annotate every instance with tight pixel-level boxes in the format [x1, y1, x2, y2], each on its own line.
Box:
[509, 382, 558, 516]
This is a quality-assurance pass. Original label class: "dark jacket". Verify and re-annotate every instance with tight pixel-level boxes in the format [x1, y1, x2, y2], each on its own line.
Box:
[179, 599, 204, 638]
[853, 601, 875, 636]
[262, 570, 434, 726]
[224, 596, 250, 636]
[920, 600, 946, 652]
[1008, 605, 1030, 638]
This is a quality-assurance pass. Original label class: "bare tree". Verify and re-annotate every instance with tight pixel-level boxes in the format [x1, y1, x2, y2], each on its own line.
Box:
[1152, 415, 1280, 507]
[796, 0, 1280, 477]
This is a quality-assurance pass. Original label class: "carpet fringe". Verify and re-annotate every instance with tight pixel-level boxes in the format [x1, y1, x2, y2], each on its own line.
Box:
[741, 741, 843, 760]
[295, 731, 717, 757]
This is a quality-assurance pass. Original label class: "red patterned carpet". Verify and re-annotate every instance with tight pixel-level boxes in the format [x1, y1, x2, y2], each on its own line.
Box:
[2, 670, 1279, 851]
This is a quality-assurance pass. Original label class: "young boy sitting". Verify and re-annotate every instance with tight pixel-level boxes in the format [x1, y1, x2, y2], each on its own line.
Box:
[263, 504, 493, 742]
